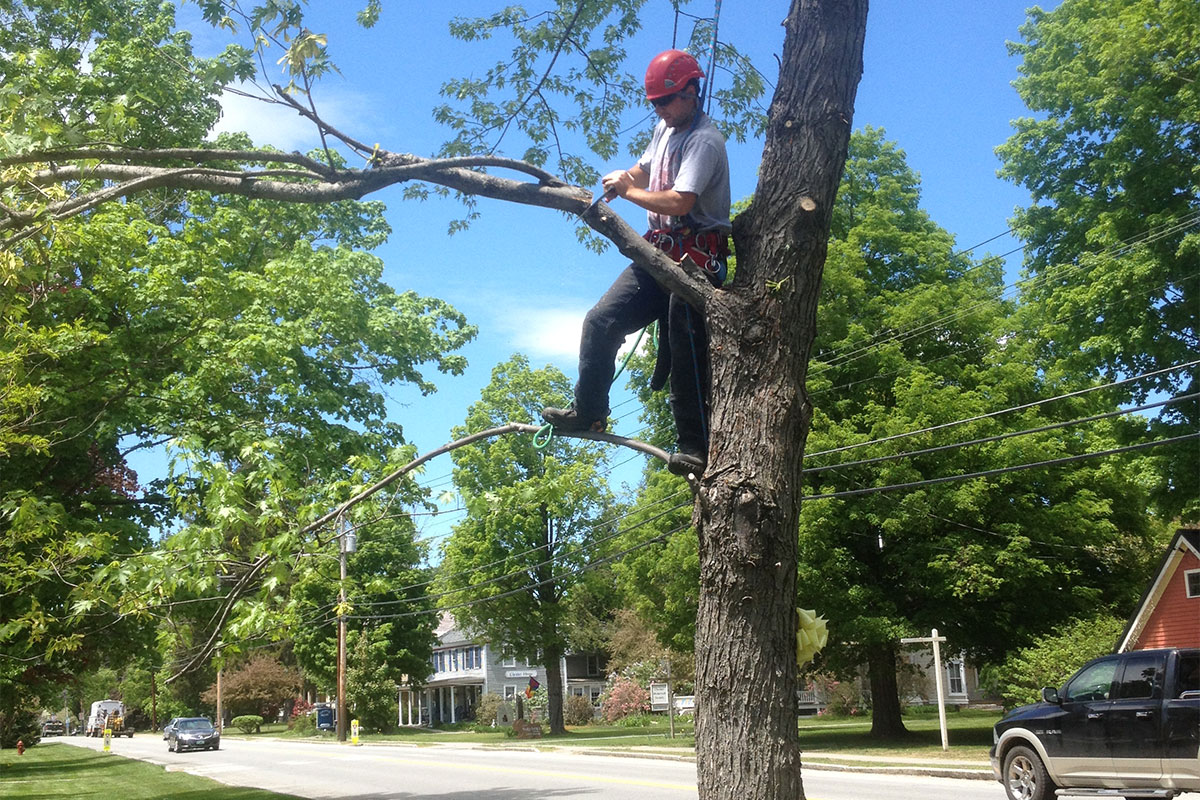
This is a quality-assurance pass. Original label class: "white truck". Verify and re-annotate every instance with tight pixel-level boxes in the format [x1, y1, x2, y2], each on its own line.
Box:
[85, 699, 133, 738]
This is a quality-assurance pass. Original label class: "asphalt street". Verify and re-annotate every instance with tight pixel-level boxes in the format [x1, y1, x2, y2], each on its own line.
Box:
[56, 734, 1004, 800]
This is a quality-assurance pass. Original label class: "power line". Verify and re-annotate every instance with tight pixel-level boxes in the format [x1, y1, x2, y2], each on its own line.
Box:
[344, 522, 690, 623]
[804, 393, 1197, 474]
[803, 432, 1198, 502]
[342, 494, 692, 611]
[810, 210, 1199, 374]
[805, 360, 1199, 459]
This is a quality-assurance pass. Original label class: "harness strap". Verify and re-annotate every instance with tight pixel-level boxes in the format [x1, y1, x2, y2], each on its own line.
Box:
[644, 229, 729, 285]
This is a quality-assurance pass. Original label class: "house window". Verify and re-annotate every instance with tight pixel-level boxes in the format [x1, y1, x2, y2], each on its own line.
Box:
[589, 686, 603, 704]
[474, 646, 483, 667]
[586, 655, 601, 676]
[1186, 569, 1200, 599]
[947, 659, 965, 695]
[503, 685, 518, 700]
[502, 655, 517, 668]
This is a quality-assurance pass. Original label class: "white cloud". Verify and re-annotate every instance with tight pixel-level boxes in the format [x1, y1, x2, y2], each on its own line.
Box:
[210, 85, 372, 153]
[497, 306, 652, 364]
[506, 308, 586, 362]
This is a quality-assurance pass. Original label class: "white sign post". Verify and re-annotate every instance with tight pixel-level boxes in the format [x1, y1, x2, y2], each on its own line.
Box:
[900, 628, 949, 751]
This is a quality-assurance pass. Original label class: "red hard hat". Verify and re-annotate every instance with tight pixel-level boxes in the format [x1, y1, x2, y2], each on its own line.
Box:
[644, 49, 704, 100]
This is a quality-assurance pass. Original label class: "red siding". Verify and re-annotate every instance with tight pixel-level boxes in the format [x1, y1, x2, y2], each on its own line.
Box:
[1134, 549, 1200, 650]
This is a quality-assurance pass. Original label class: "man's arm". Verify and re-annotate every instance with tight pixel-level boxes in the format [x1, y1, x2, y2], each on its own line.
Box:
[601, 165, 697, 217]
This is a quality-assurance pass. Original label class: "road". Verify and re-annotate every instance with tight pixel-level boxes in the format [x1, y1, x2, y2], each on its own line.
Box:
[57, 734, 1003, 800]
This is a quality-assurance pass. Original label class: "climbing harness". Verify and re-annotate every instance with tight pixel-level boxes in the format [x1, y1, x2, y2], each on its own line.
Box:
[644, 228, 729, 285]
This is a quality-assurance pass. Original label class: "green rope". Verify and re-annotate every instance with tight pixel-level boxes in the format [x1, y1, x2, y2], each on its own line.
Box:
[612, 322, 652, 383]
[538, 322, 656, 448]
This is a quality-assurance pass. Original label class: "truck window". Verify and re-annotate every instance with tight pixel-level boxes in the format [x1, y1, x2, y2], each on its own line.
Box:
[1114, 652, 1165, 700]
[1064, 660, 1118, 702]
[1175, 652, 1200, 698]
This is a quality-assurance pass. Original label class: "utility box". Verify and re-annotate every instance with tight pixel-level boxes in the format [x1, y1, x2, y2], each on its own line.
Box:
[315, 706, 335, 731]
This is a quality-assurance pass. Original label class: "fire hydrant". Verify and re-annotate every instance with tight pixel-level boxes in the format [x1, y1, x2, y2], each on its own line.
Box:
[16, 739, 24, 755]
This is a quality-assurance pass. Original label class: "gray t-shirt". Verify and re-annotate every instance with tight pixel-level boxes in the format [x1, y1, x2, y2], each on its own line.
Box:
[637, 113, 731, 233]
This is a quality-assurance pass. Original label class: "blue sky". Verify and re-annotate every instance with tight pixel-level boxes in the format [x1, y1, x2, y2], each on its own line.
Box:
[141, 1, 1056, 542]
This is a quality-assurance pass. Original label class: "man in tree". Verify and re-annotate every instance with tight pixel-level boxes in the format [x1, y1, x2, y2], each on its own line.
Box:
[542, 49, 731, 479]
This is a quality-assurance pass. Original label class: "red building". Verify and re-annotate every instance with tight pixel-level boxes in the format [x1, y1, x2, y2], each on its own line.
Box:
[1117, 528, 1200, 652]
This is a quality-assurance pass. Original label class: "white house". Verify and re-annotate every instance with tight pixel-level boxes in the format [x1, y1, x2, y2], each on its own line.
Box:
[397, 615, 607, 726]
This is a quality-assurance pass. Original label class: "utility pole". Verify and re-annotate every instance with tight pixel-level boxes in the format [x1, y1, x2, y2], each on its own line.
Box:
[900, 628, 949, 750]
[215, 668, 223, 733]
[336, 514, 357, 743]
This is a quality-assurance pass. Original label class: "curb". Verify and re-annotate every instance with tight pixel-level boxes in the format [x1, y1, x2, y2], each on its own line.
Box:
[218, 735, 995, 779]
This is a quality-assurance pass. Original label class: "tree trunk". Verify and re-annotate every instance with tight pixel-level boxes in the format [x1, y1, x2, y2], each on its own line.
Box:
[867, 644, 907, 738]
[693, 2, 867, 799]
[544, 645, 566, 735]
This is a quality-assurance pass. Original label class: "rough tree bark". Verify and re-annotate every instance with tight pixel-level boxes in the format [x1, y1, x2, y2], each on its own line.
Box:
[868, 644, 907, 738]
[693, 2, 867, 798]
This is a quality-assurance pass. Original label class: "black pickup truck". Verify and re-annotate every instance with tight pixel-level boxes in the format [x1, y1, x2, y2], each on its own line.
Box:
[991, 648, 1200, 799]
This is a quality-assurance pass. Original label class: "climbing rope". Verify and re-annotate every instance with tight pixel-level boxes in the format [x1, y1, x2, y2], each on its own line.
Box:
[538, 322, 656, 448]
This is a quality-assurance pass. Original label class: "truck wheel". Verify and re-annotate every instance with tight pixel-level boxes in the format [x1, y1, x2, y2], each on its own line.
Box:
[1002, 745, 1056, 800]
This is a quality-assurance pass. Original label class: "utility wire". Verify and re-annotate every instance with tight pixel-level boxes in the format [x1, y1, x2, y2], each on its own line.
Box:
[803, 432, 1198, 502]
[811, 210, 1199, 372]
[342, 494, 691, 610]
[804, 393, 1197, 474]
[806, 360, 1198, 459]
[344, 522, 690, 623]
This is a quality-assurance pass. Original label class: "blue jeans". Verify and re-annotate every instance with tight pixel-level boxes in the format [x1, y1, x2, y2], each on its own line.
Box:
[574, 264, 710, 455]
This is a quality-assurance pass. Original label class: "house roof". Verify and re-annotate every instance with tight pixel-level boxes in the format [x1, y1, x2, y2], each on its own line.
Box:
[1116, 528, 1200, 653]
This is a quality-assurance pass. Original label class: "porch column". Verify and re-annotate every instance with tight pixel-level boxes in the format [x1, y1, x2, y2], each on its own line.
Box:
[450, 686, 457, 723]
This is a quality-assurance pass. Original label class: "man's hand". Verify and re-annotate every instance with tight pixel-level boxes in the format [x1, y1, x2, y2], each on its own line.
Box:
[601, 169, 636, 198]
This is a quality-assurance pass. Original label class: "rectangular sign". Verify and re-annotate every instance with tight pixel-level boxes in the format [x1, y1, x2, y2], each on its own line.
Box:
[505, 670, 537, 678]
[649, 683, 669, 711]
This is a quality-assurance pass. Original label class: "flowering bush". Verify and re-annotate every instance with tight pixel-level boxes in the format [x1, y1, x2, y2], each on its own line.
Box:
[600, 678, 650, 723]
[564, 694, 595, 726]
[811, 674, 867, 717]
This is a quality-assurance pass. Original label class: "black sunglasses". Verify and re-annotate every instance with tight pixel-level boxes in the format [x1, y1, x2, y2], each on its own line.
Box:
[650, 93, 680, 108]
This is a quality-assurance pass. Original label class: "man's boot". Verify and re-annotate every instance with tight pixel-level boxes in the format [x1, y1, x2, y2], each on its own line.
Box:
[541, 406, 607, 433]
[668, 449, 706, 478]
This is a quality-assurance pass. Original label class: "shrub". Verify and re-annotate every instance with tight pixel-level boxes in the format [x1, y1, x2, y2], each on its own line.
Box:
[231, 714, 263, 734]
[616, 712, 655, 728]
[473, 693, 505, 727]
[288, 698, 313, 721]
[983, 613, 1127, 709]
[288, 711, 315, 736]
[600, 678, 649, 723]
[0, 709, 41, 748]
[564, 694, 595, 726]
[811, 673, 867, 717]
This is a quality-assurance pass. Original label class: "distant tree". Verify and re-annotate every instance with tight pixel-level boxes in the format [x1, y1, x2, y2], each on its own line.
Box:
[202, 654, 300, 719]
[436, 355, 614, 735]
[998, 0, 1199, 521]
[797, 127, 1163, 738]
[982, 613, 1128, 709]
[345, 626, 401, 733]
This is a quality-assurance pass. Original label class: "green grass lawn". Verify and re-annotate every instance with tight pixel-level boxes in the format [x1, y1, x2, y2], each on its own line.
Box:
[0, 742, 301, 799]
[797, 709, 998, 762]
[235, 709, 999, 762]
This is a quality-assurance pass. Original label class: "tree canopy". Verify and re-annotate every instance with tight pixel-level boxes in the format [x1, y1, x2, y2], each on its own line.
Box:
[436, 355, 615, 734]
[998, 0, 1199, 521]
